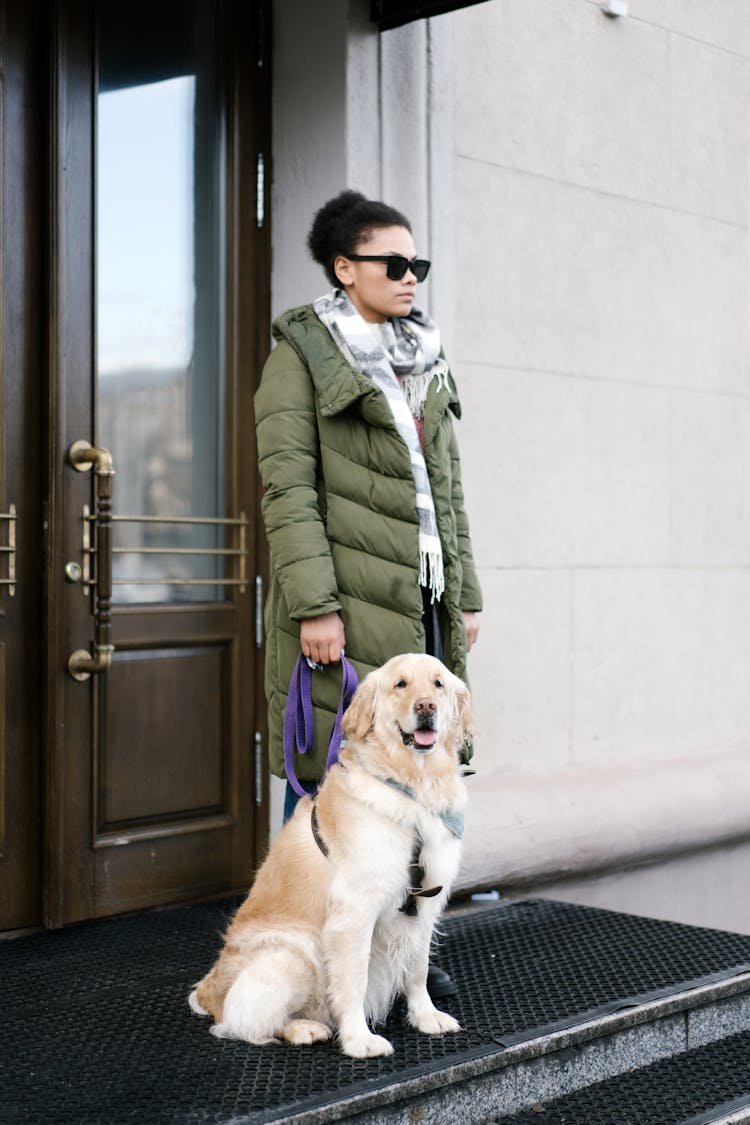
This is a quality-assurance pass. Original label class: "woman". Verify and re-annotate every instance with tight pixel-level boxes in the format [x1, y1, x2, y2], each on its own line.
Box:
[255, 189, 482, 815]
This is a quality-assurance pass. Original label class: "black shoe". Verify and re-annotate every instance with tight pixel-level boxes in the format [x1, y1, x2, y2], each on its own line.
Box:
[426, 963, 456, 1000]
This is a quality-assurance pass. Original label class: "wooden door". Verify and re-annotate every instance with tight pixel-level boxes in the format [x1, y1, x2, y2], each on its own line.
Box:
[44, 0, 270, 926]
[0, 1, 46, 933]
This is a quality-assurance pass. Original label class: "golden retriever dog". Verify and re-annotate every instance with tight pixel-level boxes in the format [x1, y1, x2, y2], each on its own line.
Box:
[189, 652, 472, 1059]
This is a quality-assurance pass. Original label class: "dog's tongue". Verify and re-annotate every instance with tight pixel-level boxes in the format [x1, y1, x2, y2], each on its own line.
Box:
[413, 729, 437, 748]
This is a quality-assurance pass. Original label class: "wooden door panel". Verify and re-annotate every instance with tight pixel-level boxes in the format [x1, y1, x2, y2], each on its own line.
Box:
[100, 644, 227, 827]
[93, 826, 236, 918]
[92, 628, 245, 917]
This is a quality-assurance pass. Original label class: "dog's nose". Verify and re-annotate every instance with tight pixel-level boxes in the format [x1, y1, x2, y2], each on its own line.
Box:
[414, 697, 436, 715]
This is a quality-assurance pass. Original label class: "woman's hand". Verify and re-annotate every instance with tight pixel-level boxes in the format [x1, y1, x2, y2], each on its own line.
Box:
[463, 611, 480, 652]
[300, 611, 346, 665]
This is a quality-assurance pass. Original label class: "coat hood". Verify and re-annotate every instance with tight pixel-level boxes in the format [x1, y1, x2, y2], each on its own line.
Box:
[272, 304, 462, 422]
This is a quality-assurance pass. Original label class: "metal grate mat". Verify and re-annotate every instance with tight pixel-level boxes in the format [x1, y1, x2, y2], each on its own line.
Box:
[3, 898, 750, 1124]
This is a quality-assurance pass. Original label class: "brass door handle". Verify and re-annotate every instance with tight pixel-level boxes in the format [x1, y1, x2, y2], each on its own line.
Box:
[67, 440, 116, 682]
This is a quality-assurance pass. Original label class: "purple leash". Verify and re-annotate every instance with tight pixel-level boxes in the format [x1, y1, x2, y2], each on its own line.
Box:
[283, 654, 358, 798]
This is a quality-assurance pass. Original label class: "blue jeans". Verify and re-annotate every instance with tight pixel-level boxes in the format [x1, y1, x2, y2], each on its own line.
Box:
[282, 777, 316, 824]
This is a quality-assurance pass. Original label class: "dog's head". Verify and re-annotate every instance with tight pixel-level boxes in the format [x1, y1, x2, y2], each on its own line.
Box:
[342, 653, 473, 761]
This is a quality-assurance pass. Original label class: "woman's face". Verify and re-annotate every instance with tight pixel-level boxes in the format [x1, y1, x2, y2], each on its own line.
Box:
[334, 225, 419, 323]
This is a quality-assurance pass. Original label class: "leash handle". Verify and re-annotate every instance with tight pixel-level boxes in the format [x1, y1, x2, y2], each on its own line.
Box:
[282, 654, 358, 797]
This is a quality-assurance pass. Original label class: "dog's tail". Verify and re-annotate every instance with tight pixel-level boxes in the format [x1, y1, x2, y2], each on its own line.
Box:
[188, 989, 209, 1017]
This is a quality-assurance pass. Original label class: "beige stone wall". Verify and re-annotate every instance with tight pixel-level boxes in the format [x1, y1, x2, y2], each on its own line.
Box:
[448, 0, 750, 915]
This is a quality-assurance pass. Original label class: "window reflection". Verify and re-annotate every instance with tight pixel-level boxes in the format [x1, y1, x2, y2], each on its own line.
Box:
[96, 2, 225, 603]
[98, 77, 195, 378]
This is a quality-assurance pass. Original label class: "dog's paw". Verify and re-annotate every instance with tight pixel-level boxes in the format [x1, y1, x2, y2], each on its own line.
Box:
[188, 989, 208, 1017]
[280, 1019, 333, 1046]
[340, 1031, 394, 1058]
[411, 1008, 462, 1036]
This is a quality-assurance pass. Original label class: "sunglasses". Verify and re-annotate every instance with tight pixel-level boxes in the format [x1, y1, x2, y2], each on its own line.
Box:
[347, 254, 431, 283]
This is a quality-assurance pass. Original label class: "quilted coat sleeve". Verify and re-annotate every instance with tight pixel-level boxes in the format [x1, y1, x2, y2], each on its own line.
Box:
[449, 425, 483, 613]
[254, 341, 341, 621]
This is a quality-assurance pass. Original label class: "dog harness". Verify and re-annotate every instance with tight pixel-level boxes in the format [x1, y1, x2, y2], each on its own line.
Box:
[379, 777, 465, 839]
[310, 772, 464, 915]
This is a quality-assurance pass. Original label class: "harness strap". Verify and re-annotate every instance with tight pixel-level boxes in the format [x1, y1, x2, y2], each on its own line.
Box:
[310, 803, 329, 858]
[400, 834, 443, 916]
[381, 776, 465, 839]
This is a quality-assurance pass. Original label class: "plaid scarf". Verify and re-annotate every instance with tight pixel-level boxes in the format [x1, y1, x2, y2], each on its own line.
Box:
[314, 288, 449, 602]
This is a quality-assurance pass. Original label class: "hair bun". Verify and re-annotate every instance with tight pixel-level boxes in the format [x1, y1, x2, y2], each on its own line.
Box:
[307, 190, 367, 268]
[307, 190, 411, 287]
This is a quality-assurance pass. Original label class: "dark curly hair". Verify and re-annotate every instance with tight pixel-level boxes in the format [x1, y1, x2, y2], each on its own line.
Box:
[307, 189, 412, 287]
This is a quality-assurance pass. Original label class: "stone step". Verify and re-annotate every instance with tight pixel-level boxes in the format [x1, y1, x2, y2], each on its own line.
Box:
[494, 1029, 750, 1125]
[328, 957, 750, 1125]
[3, 898, 750, 1123]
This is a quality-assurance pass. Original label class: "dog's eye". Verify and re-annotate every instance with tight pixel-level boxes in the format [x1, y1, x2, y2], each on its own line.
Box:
[395, 678, 407, 689]
[434, 678, 443, 688]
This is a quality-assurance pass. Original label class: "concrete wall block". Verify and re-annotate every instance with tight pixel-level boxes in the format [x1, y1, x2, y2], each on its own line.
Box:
[453, 0, 750, 226]
[469, 567, 571, 774]
[667, 32, 750, 225]
[572, 568, 750, 762]
[532, 835, 750, 935]
[345, 0, 382, 199]
[628, 0, 750, 60]
[668, 391, 750, 567]
[458, 749, 750, 893]
[364, 18, 449, 317]
[456, 364, 672, 568]
[380, 22, 430, 253]
[454, 0, 672, 208]
[426, 15, 456, 354]
[271, 0, 349, 313]
[454, 158, 748, 395]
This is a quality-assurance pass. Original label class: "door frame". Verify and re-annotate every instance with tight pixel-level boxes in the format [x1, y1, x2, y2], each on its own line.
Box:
[0, 0, 47, 934]
[42, 0, 272, 928]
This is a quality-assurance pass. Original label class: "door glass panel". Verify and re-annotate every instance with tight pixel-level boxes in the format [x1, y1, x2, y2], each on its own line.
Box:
[96, 1, 226, 603]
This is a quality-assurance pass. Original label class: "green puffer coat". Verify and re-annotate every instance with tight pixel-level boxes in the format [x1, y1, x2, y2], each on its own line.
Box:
[254, 304, 483, 780]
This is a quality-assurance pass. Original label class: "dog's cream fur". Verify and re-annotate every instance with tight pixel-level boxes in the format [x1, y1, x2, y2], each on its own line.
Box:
[189, 653, 472, 1059]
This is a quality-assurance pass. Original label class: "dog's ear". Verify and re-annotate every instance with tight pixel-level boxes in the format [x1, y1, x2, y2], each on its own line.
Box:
[452, 679, 474, 748]
[342, 673, 379, 742]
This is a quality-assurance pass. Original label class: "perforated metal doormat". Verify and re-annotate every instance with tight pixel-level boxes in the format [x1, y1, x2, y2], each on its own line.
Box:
[3, 898, 750, 1125]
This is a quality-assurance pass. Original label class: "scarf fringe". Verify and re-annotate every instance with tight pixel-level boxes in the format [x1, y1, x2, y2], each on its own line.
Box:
[419, 549, 445, 604]
[399, 360, 451, 420]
